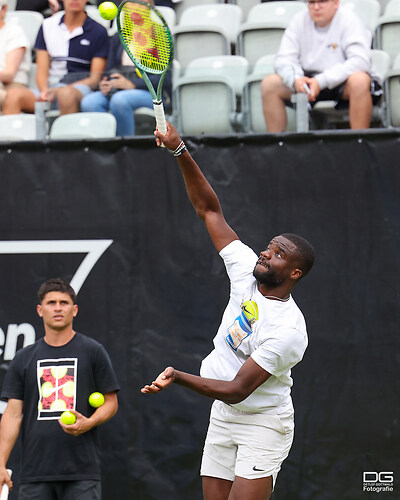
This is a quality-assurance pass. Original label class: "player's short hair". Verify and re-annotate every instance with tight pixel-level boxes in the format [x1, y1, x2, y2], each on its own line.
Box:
[281, 233, 315, 279]
[37, 278, 77, 304]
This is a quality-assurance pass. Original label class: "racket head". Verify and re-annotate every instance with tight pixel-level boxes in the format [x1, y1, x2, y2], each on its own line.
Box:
[117, 1, 174, 75]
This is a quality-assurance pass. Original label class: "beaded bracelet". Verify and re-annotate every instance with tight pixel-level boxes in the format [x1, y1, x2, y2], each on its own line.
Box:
[172, 140, 187, 157]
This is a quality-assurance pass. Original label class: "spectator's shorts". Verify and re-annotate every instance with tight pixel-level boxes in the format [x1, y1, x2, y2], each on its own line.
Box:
[306, 72, 383, 109]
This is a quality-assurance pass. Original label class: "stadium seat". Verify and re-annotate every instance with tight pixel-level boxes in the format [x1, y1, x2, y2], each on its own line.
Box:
[375, 0, 400, 62]
[311, 49, 391, 128]
[237, 1, 307, 67]
[227, 0, 261, 22]
[173, 55, 249, 134]
[0, 114, 36, 141]
[28, 62, 37, 90]
[49, 112, 117, 139]
[172, 4, 243, 72]
[5, 10, 44, 48]
[341, 0, 381, 33]
[241, 54, 296, 133]
[157, 6, 176, 30]
[174, 0, 222, 23]
[241, 55, 275, 132]
[384, 52, 400, 126]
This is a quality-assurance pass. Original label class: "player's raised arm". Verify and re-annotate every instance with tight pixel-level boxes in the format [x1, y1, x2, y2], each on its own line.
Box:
[155, 123, 239, 252]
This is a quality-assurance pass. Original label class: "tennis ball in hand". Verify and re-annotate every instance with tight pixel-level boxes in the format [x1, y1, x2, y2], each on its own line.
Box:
[60, 411, 76, 425]
[89, 392, 105, 408]
[98, 1, 118, 20]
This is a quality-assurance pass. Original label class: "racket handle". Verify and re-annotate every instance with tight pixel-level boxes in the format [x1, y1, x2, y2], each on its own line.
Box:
[153, 101, 167, 147]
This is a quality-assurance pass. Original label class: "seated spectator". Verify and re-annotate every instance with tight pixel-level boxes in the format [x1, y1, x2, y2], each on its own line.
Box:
[3, 0, 108, 116]
[0, 0, 31, 109]
[261, 0, 382, 131]
[16, 0, 61, 15]
[81, 32, 172, 136]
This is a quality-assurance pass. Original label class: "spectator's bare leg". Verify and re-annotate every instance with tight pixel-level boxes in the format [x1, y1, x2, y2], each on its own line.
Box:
[2, 88, 36, 114]
[261, 74, 293, 132]
[56, 86, 84, 114]
[342, 72, 372, 129]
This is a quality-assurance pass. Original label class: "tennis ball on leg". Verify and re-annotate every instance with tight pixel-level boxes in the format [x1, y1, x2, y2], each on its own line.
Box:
[98, 2, 118, 20]
[60, 411, 76, 425]
[89, 392, 105, 408]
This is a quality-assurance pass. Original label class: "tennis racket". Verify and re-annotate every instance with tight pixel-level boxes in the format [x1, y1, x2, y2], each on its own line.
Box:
[0, 470, 12, 500]
[116, 0, 173, 136]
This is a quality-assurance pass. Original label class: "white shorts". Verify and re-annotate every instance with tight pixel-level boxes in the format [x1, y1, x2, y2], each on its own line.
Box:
[200, 400, 294, 488]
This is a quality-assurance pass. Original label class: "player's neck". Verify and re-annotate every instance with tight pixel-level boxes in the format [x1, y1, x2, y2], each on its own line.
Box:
[44, 327, 76, 347]
[257, 283, 291, 301]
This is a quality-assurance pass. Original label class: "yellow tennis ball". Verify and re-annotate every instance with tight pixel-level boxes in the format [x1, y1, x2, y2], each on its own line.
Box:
[88, 392, 105, 408]
[98, 1, 118, 21]
[60, 411, 76, 425]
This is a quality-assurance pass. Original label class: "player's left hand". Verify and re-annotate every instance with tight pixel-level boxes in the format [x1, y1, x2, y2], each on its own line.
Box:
[141, 366, 176, 394]
[58, 410, 91, 436]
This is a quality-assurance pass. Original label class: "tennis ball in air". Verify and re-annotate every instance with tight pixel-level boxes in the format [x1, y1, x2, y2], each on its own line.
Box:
[98, 1, 118, 21]
[60, 411, 76, 425]
[241, 300, 259, 324]
[89, 392, 105, 408]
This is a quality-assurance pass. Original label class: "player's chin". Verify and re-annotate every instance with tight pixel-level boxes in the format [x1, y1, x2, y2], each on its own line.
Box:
[253, 264, 269, 278]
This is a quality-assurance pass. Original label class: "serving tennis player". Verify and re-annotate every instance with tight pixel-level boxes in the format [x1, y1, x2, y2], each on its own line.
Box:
[142, 122, 315, 500]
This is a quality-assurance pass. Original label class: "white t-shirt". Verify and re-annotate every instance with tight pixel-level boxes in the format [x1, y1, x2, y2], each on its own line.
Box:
[275, 6, 379, 91]
[0, 22, 31, 86]
[200, 240, 308, 414]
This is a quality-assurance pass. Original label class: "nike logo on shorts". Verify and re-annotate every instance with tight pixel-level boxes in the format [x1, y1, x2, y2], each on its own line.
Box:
[253, 466, 264, 471]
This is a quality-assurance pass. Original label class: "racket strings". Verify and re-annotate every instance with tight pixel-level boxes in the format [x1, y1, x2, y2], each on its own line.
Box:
[119, 2, 172, 73]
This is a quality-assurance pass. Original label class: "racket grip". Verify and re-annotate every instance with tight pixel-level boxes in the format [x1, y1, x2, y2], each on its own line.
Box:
[153, 101, 167, 146]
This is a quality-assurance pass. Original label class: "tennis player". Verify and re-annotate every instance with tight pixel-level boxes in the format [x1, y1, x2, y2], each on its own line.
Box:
[142, 123, 315, 500]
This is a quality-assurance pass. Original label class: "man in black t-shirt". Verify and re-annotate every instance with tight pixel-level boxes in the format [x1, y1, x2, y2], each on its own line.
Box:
[0, 278, 119, 500]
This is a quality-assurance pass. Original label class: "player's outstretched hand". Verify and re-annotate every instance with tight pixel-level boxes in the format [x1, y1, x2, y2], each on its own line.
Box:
[141, 366, 176, 394]
[154, 122, 182, 151]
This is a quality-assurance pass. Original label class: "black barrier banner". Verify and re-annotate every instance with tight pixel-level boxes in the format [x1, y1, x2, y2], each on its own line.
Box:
[0, 131, 399, 500]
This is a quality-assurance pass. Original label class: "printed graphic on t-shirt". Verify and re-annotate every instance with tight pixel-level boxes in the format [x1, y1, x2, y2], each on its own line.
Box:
[225, 300, 258, 351]
[37, 358, 77, 420]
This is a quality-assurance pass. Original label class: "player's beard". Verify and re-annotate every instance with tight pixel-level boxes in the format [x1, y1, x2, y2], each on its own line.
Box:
[253, 264, 283, 288]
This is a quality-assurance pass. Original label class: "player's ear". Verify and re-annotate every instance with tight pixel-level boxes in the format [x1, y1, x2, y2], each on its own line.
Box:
[73, 304, 78, 317]
[37, 304, 43, 317]
[291, 268, 302, 281]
